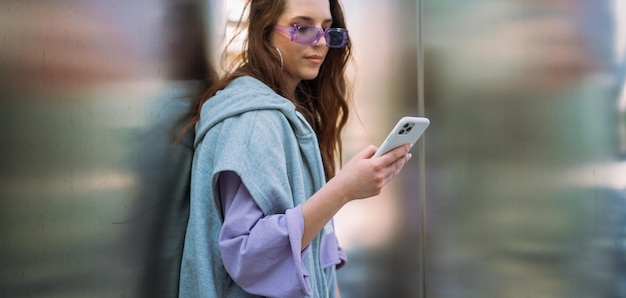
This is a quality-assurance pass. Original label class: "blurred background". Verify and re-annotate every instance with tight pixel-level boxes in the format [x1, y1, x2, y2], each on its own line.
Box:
[0, 0, 625, 297]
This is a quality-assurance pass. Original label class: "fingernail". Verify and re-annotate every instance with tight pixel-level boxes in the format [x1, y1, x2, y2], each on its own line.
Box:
[407, 153, 412, 159]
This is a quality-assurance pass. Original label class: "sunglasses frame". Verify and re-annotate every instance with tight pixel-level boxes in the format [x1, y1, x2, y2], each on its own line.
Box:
[274, 24, 348, 48]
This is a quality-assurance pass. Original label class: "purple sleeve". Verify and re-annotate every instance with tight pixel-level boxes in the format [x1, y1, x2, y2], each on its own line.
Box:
[320, 229, 347, 270]
[217, 171, 312, 297]
[218, 171, 348, 296]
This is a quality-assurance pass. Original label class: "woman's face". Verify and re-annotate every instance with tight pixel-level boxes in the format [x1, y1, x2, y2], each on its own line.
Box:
[271, 0, 332, 89]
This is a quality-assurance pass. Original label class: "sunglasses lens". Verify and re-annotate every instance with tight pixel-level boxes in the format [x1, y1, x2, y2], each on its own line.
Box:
[293, 25, 320, 45]
[326, 30, 347, 48]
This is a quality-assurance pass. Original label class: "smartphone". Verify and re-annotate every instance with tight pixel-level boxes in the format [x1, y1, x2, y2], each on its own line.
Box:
[372, 116, 430, 158]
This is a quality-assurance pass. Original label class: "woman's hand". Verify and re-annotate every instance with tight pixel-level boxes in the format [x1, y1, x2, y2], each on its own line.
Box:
[331, 143, 412, 201]
[299, 143, 412, 249]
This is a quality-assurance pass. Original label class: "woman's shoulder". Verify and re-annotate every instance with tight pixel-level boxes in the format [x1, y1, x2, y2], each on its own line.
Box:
[206, 76, 293, 114]
[224, 109, 293, 137]
[222, 76, 276, 97]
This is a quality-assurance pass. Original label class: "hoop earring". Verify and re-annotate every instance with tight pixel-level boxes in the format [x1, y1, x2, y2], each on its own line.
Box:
[275, 47, 284, 70]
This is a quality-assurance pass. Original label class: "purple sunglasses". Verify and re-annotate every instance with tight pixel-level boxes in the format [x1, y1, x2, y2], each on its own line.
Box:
[274, 24, 348, 48]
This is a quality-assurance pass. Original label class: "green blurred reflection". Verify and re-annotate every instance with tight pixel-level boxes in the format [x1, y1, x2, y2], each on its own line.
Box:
[422, 0, 625, 297]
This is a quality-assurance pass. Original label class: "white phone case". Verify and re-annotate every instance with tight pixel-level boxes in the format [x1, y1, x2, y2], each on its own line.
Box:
[372, 116, 430, 158]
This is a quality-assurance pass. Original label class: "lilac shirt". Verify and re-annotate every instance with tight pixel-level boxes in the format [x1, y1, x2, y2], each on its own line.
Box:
[218, 171, 346, 297]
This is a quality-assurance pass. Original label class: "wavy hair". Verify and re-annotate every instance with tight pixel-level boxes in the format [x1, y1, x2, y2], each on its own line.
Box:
[178, 0, 353, 180]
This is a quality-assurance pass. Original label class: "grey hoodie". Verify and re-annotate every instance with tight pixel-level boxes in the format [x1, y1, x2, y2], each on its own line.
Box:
[179, 76, 337, 298]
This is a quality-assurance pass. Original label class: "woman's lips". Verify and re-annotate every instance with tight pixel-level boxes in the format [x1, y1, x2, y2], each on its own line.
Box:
[305, 55, 324, 64]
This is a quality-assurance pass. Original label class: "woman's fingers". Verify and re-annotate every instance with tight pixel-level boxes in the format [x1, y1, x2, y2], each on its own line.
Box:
[356, 144, 379, 159]
[373, 143, 412, 166]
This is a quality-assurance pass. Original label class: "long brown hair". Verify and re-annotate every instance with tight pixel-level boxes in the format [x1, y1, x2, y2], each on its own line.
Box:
[178, 0, 353, 180]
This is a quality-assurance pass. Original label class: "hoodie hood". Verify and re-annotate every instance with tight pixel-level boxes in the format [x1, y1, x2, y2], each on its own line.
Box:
[194, 76, 311, 148]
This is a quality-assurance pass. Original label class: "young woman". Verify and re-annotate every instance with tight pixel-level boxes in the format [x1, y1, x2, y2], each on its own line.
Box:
[178, 0, 412, 296]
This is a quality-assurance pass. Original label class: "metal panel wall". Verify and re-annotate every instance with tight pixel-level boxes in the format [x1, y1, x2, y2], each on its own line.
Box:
[0, 0, 213, 296]
[422, 0, 626, 297]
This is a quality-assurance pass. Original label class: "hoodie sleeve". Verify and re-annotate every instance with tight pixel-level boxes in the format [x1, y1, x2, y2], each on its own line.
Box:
[217, 171, 313, 298]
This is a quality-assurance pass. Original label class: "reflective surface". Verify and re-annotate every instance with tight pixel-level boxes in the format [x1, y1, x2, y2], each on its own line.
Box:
[422, 0, 626, 297]
[336, 0, 626, 297]
[0, 0, 210, 296]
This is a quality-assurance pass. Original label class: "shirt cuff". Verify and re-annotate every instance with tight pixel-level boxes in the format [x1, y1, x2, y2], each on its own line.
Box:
[285, 205, 312, 296]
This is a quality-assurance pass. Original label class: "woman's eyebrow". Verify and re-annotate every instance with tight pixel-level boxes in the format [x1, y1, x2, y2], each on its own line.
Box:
[290, 16, 334, 24]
